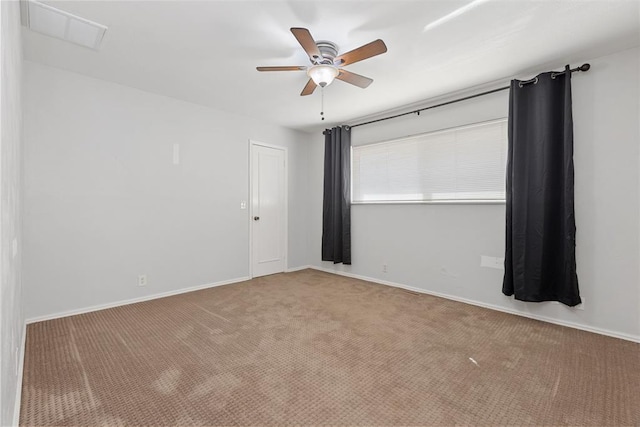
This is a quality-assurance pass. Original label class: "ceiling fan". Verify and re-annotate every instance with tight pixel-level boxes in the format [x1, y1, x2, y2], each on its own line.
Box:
[257, 27, 387, 96]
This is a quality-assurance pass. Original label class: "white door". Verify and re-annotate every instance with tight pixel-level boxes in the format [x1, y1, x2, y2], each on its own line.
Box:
[251, 143, 286, 277]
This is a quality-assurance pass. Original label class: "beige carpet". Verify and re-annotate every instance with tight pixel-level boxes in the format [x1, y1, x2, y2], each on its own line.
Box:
[20, 269, 639, 426]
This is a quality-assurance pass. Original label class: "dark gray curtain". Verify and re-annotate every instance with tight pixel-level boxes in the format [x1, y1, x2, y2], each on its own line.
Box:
[503, 65, 581, 306]
[322, 126, 351, 264]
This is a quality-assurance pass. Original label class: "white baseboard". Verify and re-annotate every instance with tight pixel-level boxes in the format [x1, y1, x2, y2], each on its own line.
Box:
[310, 266, 640, 344]
[24, 266, 640, 343]
[13, 322, 26, 427]
[285, 265, 312, 273]
[26, 276, 251, 324]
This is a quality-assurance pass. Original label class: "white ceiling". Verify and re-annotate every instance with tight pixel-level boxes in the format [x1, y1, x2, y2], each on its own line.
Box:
[23, 1, 640, 132]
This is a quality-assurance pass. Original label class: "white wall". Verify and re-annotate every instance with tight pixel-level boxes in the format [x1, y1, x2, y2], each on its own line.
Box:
[23, 61, 309, 320]
[0, 1, 24, 425]
[309, 47, 640, 342]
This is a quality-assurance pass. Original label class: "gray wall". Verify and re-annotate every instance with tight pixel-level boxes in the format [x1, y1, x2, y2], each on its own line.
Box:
[309, 47, 640, 341]
[23, 61, 310, 320]
[0, 1, 24, 425]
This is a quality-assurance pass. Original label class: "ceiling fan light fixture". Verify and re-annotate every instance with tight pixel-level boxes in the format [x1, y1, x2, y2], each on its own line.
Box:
[307, 64, 339, 87]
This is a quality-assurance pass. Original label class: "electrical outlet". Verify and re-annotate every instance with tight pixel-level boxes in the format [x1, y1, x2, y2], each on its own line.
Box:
[138, 274, 147, 287]
[382, 264, 388, 273]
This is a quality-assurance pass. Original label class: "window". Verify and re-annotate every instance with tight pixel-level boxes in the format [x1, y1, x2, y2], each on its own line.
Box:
[351, 119, 508, 203]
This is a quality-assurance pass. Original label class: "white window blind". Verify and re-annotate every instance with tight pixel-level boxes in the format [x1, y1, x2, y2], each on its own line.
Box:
[352, 119, 508, 203]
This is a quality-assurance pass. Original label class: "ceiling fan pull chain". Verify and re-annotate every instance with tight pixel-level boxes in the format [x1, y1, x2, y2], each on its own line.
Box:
[321, 86, 325, 121]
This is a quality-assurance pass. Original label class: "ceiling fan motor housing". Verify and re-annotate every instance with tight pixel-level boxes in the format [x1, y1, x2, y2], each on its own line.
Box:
[314, 41, 339, 65]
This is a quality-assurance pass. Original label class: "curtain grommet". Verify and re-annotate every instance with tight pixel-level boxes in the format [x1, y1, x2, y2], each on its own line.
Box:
[519, 77, 539, 88]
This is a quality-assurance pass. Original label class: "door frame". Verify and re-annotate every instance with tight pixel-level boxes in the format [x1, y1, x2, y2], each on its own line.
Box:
[248, 139, 288, 278]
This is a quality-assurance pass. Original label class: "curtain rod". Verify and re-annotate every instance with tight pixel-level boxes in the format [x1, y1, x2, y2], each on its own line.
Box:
[348, 63, 591, 129]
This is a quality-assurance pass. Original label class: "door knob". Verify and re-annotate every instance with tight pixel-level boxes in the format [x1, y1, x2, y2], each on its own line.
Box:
[253, 216, 260, 221]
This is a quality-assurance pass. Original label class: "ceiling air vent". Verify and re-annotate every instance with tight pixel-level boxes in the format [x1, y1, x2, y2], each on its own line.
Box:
[25, 1, 107, 50]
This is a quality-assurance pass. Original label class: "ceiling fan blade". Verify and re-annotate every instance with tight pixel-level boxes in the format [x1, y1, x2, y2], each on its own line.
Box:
[256, 66, 307, 72]
[291, 27, 322, 62]
[300, 79, 317, 96]
[336, 70, 373, 89]
[334, 39, 387, 66]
